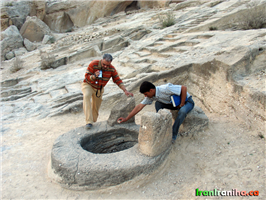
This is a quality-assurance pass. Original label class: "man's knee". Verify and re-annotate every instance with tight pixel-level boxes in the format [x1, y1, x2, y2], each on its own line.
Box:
[177, 109, 187, 118]
[83, 89, 93, 99]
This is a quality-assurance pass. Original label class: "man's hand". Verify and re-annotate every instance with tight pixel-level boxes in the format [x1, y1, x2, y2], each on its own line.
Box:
[125, 90, 134, 97]
[95, 70, 100, 77]
[117, 104, 146, 124]
[178, 102, 185, 109]
[117, 117, 127, 123]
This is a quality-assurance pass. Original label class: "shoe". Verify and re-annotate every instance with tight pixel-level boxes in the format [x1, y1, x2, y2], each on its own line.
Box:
[86, 123, 93, 129]
[172, 135, 177, 141]
[172, 139, 176, 144]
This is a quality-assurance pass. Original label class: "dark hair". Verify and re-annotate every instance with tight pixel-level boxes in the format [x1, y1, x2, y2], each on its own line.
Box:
[103, 53, 113, 62]
[139, 81, 155, 93]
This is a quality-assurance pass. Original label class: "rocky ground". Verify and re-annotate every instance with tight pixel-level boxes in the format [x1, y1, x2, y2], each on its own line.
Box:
[1, 0, 265, 199]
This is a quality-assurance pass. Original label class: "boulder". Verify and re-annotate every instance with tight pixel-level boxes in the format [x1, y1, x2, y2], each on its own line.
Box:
[24, 38, 37, 51]
[171, 106, 209, 136]
[14, 47, 28, 57]
[138, 109, 172, 157]
[1, 25, 24, 61]
[5, 51, 15, 60]
[107, 96, 135, 126]
[20, 16, 52, 42]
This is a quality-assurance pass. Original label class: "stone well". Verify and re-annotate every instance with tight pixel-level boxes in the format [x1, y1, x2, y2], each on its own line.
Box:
[50, 97, 173, 190]
[50, 97, 208, 190]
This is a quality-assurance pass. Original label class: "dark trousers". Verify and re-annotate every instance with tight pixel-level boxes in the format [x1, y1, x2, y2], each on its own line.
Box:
[155, 96, 194, 140]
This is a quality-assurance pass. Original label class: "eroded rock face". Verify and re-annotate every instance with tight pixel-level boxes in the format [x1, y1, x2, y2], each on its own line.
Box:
[138, 109, 172, 157]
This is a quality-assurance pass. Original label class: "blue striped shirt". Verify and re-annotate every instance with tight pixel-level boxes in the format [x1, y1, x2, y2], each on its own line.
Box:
[140, 83, 191, 105]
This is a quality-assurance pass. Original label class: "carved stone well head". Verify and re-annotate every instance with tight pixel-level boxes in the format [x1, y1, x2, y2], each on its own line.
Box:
[50, 97, 173, 190]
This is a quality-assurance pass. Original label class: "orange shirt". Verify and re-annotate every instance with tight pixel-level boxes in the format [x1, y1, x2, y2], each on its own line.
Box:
[83, 60, 123, 90]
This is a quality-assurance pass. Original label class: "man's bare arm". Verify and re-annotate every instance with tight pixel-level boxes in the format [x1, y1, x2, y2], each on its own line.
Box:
[179, 85, 187, 108]
[117, 103, 146, 123]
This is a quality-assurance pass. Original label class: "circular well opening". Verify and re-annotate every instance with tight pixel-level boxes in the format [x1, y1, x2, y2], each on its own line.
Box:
[81, 128, 138, 154]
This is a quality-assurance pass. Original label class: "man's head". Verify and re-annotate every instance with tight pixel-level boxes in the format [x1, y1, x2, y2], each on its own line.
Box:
[101, 54, 113, 69]
[139, 81, 156, 98]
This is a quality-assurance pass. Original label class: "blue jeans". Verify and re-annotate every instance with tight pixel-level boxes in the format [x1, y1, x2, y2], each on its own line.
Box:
[155, 96, 194, 140]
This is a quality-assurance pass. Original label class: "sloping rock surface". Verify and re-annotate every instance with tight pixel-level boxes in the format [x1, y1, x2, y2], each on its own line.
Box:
[0, 0, 265, 135]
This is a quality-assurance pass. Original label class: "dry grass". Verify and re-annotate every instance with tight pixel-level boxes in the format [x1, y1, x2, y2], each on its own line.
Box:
[158, 11, 176, 28]
[235, 2, 266, 30]
[10, 57, 23, 73]
[40, 51, 56, 70]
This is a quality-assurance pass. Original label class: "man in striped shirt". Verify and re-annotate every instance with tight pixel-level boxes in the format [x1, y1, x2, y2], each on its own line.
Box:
[82, 54, 133, 129]
[117, 81, 194, 141]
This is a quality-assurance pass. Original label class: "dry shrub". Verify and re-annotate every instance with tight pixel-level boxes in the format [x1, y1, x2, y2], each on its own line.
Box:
[40, 50, 56, 70]
[237, 2, 266, 30]
[158, 11, 176, 28]
[10, 57, 23, 73]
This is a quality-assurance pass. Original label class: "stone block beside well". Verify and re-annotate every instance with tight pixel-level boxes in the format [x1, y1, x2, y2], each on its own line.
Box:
[138, 109, 172, 157]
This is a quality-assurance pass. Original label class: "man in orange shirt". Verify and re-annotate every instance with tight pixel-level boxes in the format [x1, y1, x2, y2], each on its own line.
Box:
[82, 53, 133, 129]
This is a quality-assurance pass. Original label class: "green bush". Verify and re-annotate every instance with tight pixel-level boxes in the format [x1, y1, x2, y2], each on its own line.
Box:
[158, 11, 176, 28]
